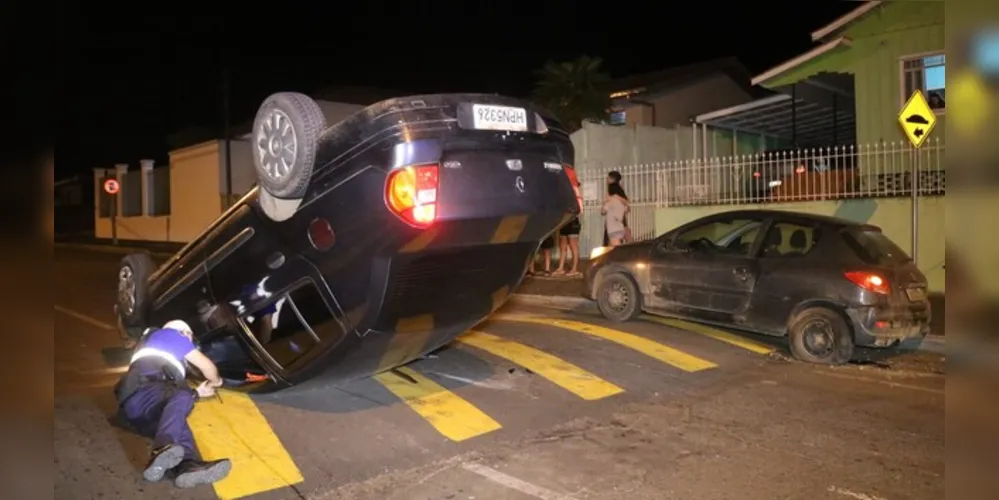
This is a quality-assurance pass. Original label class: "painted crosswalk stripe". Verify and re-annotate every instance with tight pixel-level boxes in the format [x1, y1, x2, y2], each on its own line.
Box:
[498, 315, 717, 372]
[188, 390, 303, 500]
[643, 315, 775, 355]
[459, 330, 624, 400]
[374, 366, 502, 442]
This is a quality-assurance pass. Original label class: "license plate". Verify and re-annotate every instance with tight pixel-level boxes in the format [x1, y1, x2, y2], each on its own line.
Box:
[471, 104, 528, 132]
[905, 287, 926, 302]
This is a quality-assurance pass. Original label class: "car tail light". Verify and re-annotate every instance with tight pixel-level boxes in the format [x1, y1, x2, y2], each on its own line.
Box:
[844, 271, 890, 295]
[386, 163, 439, 227]
[563, 165, 583, 212]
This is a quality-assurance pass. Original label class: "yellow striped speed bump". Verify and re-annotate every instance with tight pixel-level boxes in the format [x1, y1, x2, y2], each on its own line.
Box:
[459, 330, 624, 400]
[373, 366, 502, 442]
[188, 389, 303, 500]
[497, 315, 717, 372]
[642, 315, 774, 355]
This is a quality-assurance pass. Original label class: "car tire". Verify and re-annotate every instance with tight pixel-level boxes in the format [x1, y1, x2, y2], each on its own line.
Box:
[251, 92, 327, 220]
[787, 307, 854, 365]
[595, 272, 642, 322]
[117, 253, 157, 337]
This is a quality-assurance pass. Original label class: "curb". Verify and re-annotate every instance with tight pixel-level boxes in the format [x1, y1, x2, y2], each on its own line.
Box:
[509, 293, 946, 353]
[55, 242, 175, 259]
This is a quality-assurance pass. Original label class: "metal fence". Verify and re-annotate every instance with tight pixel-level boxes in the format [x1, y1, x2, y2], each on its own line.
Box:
[576, 138, 945, 256]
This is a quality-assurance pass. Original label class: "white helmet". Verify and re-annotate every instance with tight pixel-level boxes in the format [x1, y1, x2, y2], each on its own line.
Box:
[163, 319, 193, 335]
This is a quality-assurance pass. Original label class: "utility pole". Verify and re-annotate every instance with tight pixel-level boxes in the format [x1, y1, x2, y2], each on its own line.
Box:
[223, 66, 233, 209]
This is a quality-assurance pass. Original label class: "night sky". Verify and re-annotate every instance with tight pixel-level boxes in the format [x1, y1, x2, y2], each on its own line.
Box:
[59, 1, 858, 179]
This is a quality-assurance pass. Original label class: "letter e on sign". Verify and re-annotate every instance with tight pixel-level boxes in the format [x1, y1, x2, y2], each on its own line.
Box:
[104, 178, 120, 195]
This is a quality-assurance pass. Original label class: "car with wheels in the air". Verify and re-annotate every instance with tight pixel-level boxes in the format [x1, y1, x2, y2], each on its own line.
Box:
[584, 209, 931, 364]
[115, 92, 582, 391]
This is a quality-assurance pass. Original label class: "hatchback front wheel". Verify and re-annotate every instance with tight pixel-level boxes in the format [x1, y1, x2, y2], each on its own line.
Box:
[596, 272, 642, 322]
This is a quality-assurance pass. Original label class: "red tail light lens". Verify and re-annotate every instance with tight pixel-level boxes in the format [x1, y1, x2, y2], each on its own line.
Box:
[386, 163, 439, 227]
[563, 165, 583, 212]
[844, 271, 890, 295]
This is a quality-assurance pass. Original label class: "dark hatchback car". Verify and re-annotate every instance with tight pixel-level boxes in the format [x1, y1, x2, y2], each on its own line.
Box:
[116, 92, 581, 391]
[585, 209, 931, 364]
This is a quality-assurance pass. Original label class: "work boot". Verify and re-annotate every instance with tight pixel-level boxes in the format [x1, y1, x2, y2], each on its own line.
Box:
[142, 444, 185, 482]
[173, 458, 232, 488]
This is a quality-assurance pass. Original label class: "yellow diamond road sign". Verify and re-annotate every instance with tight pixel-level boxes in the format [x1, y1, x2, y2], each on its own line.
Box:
[897, 89, 937, 148]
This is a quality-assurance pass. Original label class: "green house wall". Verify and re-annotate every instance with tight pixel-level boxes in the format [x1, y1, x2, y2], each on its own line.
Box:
[764, 2, 945, 145]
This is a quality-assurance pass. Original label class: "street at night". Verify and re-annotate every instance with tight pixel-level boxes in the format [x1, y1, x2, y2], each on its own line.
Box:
[55, 247, 944, 500]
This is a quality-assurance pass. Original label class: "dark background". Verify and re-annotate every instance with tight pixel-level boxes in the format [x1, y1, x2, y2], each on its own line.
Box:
[58, 1, 858, 178]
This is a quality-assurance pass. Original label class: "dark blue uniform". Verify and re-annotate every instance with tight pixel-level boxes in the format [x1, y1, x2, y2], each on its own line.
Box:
[116, 327, 198, 460]
[114, 326, 231, 488]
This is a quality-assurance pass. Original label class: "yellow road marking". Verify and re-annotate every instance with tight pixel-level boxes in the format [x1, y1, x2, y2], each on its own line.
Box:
[490, 215, 529, 244]
[459, 330, 623, 400]
[189, 390, 303, 500]
[498, 315, 716, 372]
[377, 315, 435, 372]
[373, 366, 502, 441]
[643, 315, 774, 355]
[399, 227, 440, 253]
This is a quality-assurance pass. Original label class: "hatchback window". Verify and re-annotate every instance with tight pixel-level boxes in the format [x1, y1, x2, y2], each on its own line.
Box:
[759, 222, 821, 258]
[672, 218, 763, 256]
[843, 228, 912, 265]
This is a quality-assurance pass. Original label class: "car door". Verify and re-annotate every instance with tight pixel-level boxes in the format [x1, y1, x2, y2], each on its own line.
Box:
[743, 217, 828, 334]
[146, 236, 217, 336]
[648, 215, 769, 324]
[203, 200, 352, 377]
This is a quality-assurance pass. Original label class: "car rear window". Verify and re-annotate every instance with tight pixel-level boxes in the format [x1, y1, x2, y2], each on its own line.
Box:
[842, 228, 912, 265]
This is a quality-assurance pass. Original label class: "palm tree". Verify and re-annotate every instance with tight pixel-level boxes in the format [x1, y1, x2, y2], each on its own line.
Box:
[532, 55, 613, 133]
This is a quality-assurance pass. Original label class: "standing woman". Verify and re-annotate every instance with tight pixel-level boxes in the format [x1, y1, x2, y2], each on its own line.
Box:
[603, 171, 629, 245]
[602, 183, 630, 246]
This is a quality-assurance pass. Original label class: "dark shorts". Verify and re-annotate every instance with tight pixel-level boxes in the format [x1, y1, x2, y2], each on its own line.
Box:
[559, 217, 581, 236]
[540, 235, 555, 250]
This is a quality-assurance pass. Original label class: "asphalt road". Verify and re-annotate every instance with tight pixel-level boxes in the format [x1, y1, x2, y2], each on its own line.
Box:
[55, 247, 945, 500]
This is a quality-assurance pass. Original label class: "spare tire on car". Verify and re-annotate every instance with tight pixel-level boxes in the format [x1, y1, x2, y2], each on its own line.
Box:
[251, 92, 327, 221]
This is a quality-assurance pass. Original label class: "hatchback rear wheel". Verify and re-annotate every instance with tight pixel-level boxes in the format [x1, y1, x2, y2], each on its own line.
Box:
[788, 307, 854, 365]
[596, 272, 642, 322]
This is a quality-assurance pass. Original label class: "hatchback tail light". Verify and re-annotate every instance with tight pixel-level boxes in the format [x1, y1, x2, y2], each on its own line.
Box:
[563, 165, 583, 212]
[386, 163, 439, 227]
[844, 271, 890, 295]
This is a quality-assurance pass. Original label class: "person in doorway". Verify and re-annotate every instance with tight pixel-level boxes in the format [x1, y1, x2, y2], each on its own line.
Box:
[603, 171, 630, 245]
[528, 235, 555, 276]
[552, 216, 582, 277]
[602, 182, 630, 246]
[114, 320, 232, 489]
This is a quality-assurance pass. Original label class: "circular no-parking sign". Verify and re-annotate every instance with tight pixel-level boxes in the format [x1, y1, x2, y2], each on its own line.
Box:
[104, 178, 120, 195]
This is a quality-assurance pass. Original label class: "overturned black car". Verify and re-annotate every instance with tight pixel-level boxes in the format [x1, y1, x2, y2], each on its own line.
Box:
[116, 92, 582, 391]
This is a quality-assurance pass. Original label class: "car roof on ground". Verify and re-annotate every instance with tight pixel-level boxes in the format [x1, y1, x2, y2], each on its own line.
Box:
[707, 208, 871, 228]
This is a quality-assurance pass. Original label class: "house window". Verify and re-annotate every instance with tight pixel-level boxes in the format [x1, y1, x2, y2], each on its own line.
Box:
[901, 53, 945, 112]
[609, 110, 626, 125]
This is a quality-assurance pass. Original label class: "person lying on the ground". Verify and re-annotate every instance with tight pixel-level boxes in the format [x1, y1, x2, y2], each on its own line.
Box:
[113, 320, 232, 489]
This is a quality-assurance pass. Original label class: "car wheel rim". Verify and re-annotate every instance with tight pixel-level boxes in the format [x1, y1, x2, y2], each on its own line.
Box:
[802, 318, 835, 358]
[255, 109, 298, 182]
[606, 282, 629, 312]
[118, 266, 136, 316]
